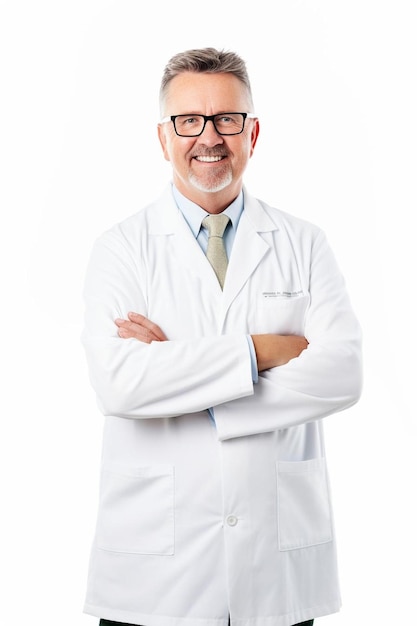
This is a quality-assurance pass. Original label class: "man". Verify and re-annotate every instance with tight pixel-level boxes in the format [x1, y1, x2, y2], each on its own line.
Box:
[82, 48, 362, 626]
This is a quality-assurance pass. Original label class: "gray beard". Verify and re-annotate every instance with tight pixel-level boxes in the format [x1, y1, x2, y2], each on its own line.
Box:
[188, 169, 233, 193]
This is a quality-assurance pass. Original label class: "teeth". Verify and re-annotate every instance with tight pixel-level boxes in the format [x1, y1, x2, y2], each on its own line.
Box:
[195, 156, 223, 162]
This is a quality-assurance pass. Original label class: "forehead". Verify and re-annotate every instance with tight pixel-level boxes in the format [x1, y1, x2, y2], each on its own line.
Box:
[163, 72, 250, 114]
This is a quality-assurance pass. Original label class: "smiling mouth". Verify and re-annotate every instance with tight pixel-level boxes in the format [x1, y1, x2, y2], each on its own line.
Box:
[194, 155, 226, 162]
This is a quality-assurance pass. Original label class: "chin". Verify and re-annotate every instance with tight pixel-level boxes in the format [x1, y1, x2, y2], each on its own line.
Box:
[189, 172, 233, 194]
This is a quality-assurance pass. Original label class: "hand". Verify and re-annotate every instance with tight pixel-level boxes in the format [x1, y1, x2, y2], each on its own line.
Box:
[251, 334, 308, 372]
[115, 312, 168, 344]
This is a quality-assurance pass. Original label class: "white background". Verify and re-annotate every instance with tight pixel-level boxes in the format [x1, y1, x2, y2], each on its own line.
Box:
[1, 1, 416, 624]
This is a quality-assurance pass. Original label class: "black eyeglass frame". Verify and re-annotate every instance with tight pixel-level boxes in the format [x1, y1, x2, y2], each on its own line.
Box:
[160, 112, 257, 137]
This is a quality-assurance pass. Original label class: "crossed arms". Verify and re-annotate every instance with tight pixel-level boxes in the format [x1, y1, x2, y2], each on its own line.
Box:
[82, 224, 362, 437]
[115, 311, 309, 371]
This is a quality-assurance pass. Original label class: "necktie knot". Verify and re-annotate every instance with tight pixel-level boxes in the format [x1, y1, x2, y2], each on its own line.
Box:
[202, 214, 230, 238]
[202, 214, 230, 288]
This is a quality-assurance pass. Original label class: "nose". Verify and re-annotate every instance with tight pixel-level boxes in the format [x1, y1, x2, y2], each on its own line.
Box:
[197, 119, 224, 146]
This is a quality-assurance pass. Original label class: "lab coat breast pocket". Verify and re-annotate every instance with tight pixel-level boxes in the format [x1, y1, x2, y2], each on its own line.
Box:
[258, 293, 309, 334]
[96, 464, 175, 555]
[276, 458, 333, 551]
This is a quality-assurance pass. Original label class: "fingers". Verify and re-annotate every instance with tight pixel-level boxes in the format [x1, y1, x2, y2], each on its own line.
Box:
[127, 312, 168, 341]
[115, 312, 168, 343]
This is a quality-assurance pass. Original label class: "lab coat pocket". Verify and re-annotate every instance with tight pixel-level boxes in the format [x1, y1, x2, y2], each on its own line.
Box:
[96, 464, 175, 555]
[258, 293, 309, 334]
[276, 458, 332, 551]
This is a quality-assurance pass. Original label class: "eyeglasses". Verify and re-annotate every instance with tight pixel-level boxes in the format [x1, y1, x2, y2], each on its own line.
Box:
[160, 112, 257, 137]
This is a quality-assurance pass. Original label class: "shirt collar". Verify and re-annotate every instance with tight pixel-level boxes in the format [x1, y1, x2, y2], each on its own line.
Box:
[172, 184, 244, 237]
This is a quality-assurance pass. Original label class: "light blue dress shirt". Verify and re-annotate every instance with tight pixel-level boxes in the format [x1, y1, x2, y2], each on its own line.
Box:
[172, 185, 258, 388]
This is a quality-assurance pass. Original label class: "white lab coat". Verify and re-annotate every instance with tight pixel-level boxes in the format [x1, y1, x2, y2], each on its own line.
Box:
[82, 185, 362, 626]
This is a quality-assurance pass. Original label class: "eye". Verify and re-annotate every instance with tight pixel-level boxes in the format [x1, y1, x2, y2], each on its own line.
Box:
[176, 115, 202, 127]
[217, 114, 239, 124]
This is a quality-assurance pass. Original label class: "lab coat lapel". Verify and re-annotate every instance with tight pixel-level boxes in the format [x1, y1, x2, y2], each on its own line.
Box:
[173, 212, 222, 290]
[222, 191, 278, 312]
[152, 186, 222, 292]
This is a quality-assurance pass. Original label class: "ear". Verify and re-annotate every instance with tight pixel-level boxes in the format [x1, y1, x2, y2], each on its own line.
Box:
[249, 118, 260, 157]
[157, 124, 171, 162]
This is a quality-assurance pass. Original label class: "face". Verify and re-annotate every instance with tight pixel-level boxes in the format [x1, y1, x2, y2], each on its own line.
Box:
[158, 72, 259, 213]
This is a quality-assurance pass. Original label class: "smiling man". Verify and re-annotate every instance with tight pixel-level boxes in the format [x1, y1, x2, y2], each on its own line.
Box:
[158, 71, 258, 207]
[81, 48, 362, 626]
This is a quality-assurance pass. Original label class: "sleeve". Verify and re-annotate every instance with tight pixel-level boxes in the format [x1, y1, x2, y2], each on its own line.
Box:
[213, 229, 363, 440]
[81, 228, 254, 419]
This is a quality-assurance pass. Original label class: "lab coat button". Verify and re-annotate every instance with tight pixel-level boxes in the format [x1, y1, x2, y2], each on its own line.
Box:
[226, 515, 238, 527]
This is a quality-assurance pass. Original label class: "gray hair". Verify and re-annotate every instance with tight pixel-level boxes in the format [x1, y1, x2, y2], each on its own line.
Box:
[159, 47, 254, 114]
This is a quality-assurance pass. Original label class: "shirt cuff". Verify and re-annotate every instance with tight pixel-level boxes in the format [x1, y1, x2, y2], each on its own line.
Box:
[246, 335, 259, 383]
